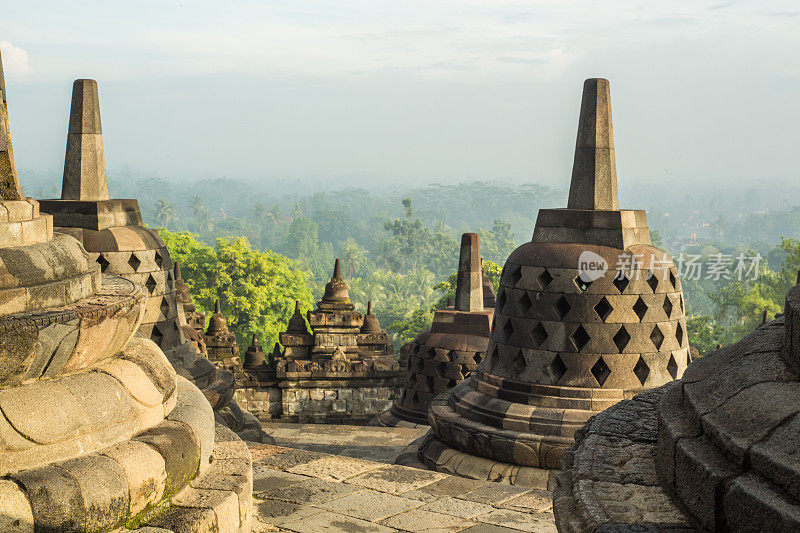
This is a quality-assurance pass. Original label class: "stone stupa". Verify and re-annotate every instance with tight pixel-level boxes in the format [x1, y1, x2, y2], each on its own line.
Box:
[417, 78, 689, 489]
[236, 260, 402, 423]
[39, 78, 266, 443]
[555, 282, 800, 532]
[0, 54, 252, 532]
[375, 233, 494, 428]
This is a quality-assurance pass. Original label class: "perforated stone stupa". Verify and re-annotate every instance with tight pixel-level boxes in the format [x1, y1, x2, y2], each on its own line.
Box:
[417, 78, 689, 489]
[375, 233, 494, 428]
[555, 282, 800, 532]
[235, 259, 402, 423]
[0, 56, 252, 532]
[39, 78, 266, 444]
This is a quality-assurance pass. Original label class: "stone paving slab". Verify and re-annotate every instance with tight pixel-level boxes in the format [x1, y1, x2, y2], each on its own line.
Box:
[248, 442, 556, 532]
[261, 422, 429, 464]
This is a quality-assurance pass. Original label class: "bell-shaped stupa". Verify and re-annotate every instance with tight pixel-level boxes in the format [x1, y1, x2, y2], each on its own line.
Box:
[418, 78, 689, 489]
[0, 57, 252, 532]
[375, 233, 494, 428]
[39, 78, 266, 444]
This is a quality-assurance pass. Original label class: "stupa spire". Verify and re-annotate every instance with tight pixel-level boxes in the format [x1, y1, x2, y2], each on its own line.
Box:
[214, 299, 221, 314]
[61, 79, 108, 201]
[0, 48, 6, 106]
[0, 49, 24, 201]
[333, 258, 342, 279]
[454, 233, 484, 312]
[567, 78, 618, 211]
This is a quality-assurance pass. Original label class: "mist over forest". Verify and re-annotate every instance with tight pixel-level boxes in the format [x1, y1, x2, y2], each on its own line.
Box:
[24, 168, 800, 354]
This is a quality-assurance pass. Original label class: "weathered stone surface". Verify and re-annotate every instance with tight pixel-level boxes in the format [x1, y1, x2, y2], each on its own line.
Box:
[250, 443, 556, 531]
[419, 79, 687, 493]
[556, 290, 800, 532]
[61, 79, 108, 201]
[0, 479, 34, 532]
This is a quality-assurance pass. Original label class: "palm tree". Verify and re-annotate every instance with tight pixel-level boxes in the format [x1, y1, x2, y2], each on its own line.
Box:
[155, 199, 176, 229]
[341, 238, 366, 278]
[189, 195, 204, 219]
[268, 204, 283, 247]
[253, 202, 267, 248]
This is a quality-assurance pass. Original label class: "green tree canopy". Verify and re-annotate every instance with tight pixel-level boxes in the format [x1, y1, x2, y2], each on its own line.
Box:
[159, 229, 315, 355]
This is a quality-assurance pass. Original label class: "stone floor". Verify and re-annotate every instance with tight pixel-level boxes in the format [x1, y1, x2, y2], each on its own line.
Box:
[262, 422, 429, 463]
[248, 443, 557, 532]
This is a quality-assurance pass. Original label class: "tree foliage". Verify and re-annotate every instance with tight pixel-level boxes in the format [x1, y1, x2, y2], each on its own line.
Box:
[159, 229, 315, 354]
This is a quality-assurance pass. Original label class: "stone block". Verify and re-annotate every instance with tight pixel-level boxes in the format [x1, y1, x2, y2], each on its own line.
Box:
[100, 439, 167, 516]
[133, 421, 201, 497]
[0, 479, 34, 532]
[166, 377, 215, 468]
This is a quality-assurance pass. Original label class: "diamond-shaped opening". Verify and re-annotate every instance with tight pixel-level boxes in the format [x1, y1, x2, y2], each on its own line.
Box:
[650, 325, 665, 350]
[145, 274, 157, 294]
[417, 357, 426, 372]
[532, 322, 548, 348]
[647, 273, 659, 292]
[510, 265, 522, 287]
[489, 345, 500, 369]
[473, 353, 482, 365]
[96, 254, 110, 272]
[154, 250, 164, 269]
[496, 289, 506, 313]
[150, 325, 164, 346]
[613, 272, 630, 293]
[663, 297, 674, 318]
[128, 253, 142, 272]
[160, 297, 170, 318]
[167, 271, 174, 291]
[512, 350, 526, 372]
[537, 269, 553, 290]
[436, 362, 447, 378]
[591, 356, 611, 386]
[554, 295, 571, 319]
[669, 270, 677, 289]
[594, 296, 613, 321]
[633, 356, 650, 386]
[574, 275, 592, 292]
[447, 379, 458, 388]
[680, 296, 684, 312]
[676, 322, 684, 346]
[633, 297, 648, 321]
[613, 325, 631, 352]
[519, 291, 533, 315]
[667, 354, 678, 379]
[571, 325, 590, 351]
[549, 355, 566, 385]
[502, 318, 514, 341]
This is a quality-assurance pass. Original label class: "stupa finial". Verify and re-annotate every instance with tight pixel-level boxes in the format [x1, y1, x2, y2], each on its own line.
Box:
[567, 78, 618, 211]
[454, 233, 484, 312]
[0, 49, 24, 201]
[214, 299, 221, 314]
[61, 79, 108, 201]
[333, 258, 342, 279]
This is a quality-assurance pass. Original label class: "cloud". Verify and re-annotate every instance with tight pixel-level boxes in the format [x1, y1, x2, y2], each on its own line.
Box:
[0, 42, 34, 80]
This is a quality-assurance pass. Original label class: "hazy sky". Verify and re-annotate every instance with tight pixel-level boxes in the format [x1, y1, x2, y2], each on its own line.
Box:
[1, 0, 799, 187]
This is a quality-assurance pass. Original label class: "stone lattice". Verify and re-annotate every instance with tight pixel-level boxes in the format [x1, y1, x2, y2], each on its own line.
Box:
[38, 78, 266, 444]
[0, 57, 252, 532]
[418, 78, 689, 489]
[375, 233, 494, 428]
[554, 283, 800, 532]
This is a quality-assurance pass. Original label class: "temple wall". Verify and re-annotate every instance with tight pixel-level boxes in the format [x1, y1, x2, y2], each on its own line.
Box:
[234, 384, 401, 424]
